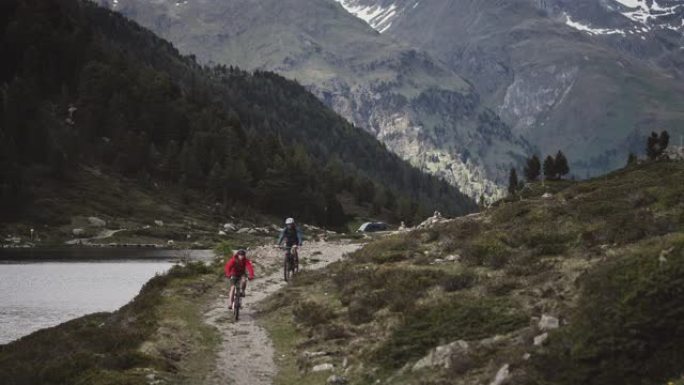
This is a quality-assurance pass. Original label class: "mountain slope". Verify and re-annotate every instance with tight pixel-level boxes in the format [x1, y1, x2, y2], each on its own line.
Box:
[260, 159, 684, 385]
[337, 0, 684, 177]
[0, 0, 475, 230]
[102, 0, 535, 200]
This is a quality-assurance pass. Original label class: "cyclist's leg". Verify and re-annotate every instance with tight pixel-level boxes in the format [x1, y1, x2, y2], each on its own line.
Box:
[240, 275, 247, 296]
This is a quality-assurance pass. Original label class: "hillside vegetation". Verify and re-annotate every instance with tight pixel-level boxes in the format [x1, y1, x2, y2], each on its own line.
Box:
[0, 0, 474, 234]
[259, 160, 684, 385]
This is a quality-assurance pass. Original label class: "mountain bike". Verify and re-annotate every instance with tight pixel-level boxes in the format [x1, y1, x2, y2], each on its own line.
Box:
[282, 246, 299, 282]
[230, 277, 243, 321]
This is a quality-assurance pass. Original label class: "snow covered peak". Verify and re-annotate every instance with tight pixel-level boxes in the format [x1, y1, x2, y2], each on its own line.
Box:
[612, 0, 683, 31]
[334, 0, 417, 33]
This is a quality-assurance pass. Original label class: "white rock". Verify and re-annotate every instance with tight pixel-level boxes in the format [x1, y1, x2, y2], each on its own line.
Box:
[533, 332, 549, 346]
[72, 228, 85, 236]
[312, 363, 334, 372]
[247, 229, 258, 234]
[445, 254, 461, 262]
[327, 375, 348, 385]
[218, 230, 227, 236]
[412, 340, 469, 371]
[223, 223, 237, 231]
[154, 220, 164, 227]
[490, 364, 510, 385]
[542, 192, 553, 199]
[88, 216, 106, 227]
[167, 240, 175, 245]
[237, 228, 250, 234]
[538, 314, 560, 331]
[304, 351, 328, 358]
[522, 353, 531, 360]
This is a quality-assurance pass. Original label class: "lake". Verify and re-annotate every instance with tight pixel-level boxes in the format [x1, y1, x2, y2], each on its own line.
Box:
[0, 248, 213, 344]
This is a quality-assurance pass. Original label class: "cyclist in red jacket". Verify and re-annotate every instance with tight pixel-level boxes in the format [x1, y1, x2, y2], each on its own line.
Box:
[225, 249, 255, 310]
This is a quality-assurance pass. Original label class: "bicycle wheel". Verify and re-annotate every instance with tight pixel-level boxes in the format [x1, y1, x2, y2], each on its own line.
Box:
[283, 254, 290, 282]
[233, 289, 240, 321]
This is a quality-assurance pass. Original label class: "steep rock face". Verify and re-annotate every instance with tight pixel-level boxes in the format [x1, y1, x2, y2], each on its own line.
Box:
[336, 0, 684, 177]
[102, 0, 534, 199]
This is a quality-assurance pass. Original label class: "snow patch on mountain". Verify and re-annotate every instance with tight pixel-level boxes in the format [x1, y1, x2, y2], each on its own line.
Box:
[565, 14, 627, 35]
[612, 0, 683, 31]
[334, 1, 403, 32]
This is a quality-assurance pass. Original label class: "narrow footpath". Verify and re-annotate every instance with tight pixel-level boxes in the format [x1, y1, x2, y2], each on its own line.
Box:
[202, 241, 362, 385]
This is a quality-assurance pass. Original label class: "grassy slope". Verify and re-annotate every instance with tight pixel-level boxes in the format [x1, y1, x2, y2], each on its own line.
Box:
[0, 261, 222, 385]
[258, 160, 684, 385]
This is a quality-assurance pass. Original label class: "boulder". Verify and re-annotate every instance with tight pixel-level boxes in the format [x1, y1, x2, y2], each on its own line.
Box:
[533, 333, 549, 346]
[538, 314, 560, 331]
[490, 364, 510, 385]
[154, 220, 164, 227]
[88, 217, 106, 227]
[312, 363, 334, 372]
[542, 192, 553, 199]
[412, 340, 469, 371]
[218, 230, 227, 236]
[237, 228, 250, 234]
[445, 254, 461, 262]
[72, 228, 85, 236]
[223, 223, 237, 232]
[167, 240, 175, 246]
[327, 375, 348, 385]
[247, 228, 258, 234]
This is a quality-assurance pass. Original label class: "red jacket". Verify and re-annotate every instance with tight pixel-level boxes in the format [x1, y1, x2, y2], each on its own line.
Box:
[224, 254, 255, 279]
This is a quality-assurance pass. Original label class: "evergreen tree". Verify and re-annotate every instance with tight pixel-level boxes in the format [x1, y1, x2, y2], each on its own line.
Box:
[524, 155, 541, 182]
[646, 131, 669, 160]
[508, 168, 519, 195]
[543, 155, 556, 180]
[627, 152, 637, 166]
[554, 151, 570, 179]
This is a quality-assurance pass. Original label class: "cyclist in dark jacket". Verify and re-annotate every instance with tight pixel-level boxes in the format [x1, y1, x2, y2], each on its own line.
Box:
[277, 217, 303, 270]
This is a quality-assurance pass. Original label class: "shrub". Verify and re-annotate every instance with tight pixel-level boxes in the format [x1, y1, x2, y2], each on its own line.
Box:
[293, 301, 336, 328]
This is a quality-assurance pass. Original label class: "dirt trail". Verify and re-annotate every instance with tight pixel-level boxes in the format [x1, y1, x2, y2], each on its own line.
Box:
[202, 241, 362, 385]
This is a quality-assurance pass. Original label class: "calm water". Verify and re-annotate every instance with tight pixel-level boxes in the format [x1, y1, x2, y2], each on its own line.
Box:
[0, 249, 211, 344]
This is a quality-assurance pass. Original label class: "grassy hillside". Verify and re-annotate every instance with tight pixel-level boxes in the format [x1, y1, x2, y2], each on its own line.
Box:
[259, 160, 684, 385]
[0, 0, 475, 236]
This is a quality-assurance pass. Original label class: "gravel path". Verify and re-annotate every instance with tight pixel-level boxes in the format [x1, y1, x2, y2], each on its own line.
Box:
[202, 241, 362, 385]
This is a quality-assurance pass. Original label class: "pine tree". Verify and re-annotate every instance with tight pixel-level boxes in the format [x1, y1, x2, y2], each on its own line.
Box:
[543, 155, 556, 180]
[627, 152, 637, 166]
[554, 151, 570, 179]
[524, 155, 541, 182]
[659, 130, 670, 155]
[508, 168, 519, 195]
[646, 132, 660, 160]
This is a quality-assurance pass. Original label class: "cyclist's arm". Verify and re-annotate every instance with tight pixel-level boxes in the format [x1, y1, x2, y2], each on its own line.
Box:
[245, 260, 255, 280]
[224, 257, 235, 277]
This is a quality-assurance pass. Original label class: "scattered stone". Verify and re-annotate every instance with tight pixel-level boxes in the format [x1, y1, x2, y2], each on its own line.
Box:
[412, 340, 469, 371]
[218, 230, 227, 236]
[72, 228, 85, 236]
[247, 229, 258, 234]
[659, 247, 674, 264]
[88, 216, 106, 227]
[538, 314, 560, 331]
[490, 364, 510, 385]
[237, 228, 250, 234]
[445, 254, 461, 262]
[304, 351, 329, 359]
[479, 335, 506, 349]
[223, 223, 237, 232]
[167, 240, 175, 246]
[533, 333, 549, 346]
[327, 375, 348, 385]
[312, 363, 334, 372]
[542, 192, 553, 199]
[154, 220, 164, 227]
[523, 353, 531, 360]
[342, 357, 349, 368]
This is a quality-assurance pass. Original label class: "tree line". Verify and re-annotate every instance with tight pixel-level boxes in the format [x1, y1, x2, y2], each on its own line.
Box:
[0, 0, 475, 227]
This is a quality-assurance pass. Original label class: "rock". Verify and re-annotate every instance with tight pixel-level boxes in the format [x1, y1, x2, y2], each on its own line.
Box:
[479, 335, 506, 349]
[522, 353, 531, 360]
[445, 254, 461, 262]
[218, 230, 227, 236]
[88, 216, 106, 227]
[542, 192, 553, 199]
[342, 357, 349, 368]
[490, 364, 510, 385]
[154, 220, 164, 227]
[167, 240, 175, 246]
[312, 363, 334, 372]
[533, 332, 549, 346]
[412, 340, 469, 371]
[327, 375, 348, 385]
[223, 223, 237, 232]
[659, 247, 674, 264]
[72, 228, 85, 236]
[304, 351, 329, 359]
[237, 228, 250, 234]
[538, 314, 560, 331]
[247, 229, 258, 234]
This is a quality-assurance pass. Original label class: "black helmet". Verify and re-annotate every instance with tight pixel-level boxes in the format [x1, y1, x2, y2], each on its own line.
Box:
[237, 249, 246, 256]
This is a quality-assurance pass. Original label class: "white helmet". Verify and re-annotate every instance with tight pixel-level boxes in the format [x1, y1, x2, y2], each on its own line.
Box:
[285, 217, 295, 225]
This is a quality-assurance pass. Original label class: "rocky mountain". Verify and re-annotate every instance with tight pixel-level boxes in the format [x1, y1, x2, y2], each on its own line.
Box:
[100, 0, 535, 200]
[336, 0, 684, 177]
